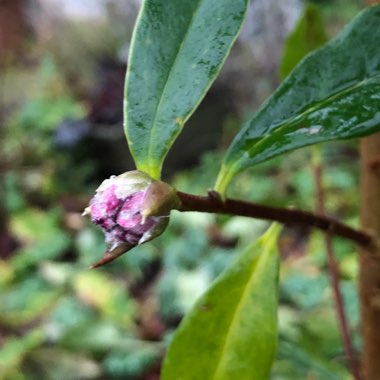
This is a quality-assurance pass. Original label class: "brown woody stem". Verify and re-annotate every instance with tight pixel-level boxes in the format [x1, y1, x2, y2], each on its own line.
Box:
[175, 191, 373, 247]
[312, 149, 362, 380]
[359, 132, 380, 380]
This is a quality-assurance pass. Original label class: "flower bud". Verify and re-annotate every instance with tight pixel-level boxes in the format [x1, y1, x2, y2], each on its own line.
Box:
[83, 171, 178, 268]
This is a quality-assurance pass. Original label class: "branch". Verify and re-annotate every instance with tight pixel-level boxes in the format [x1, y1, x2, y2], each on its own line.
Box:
[312, 149, 362, 380]
[175, 191, 373, 247]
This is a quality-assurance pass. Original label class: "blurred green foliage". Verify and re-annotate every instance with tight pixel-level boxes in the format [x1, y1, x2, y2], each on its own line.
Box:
[0, 75, 360, 377]
[279, 3, 327, 79]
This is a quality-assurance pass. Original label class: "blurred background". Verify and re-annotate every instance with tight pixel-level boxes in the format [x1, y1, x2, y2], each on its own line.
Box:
[0, 0, 370, 379]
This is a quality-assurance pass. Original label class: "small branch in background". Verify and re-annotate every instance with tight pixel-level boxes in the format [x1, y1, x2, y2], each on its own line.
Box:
[175, 192, 373, 248]
[312, 147, 362, 380]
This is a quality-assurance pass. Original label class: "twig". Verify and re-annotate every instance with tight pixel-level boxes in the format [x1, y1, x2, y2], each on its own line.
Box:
[175, 192, 372, 248]
[312, 149, 362, 380]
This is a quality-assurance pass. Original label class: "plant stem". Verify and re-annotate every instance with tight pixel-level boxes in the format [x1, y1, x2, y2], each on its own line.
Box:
[312, 148, 362, 380]
[175, 192, 373, 248]
[359, 133, 380, 380]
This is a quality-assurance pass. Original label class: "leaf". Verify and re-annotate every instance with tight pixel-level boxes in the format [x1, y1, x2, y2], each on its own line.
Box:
[215, 6, 380, 195]
[279, 3, 327, 79]
[125, 0, 248, 179]
[9, 208, 71, 273]
[274, 339, 344, 380]
[161, 224, 281, 380]
[72, 271, 135, 327]
[103, 345, 161, 378]
[28, 348, 101, 380]
[0, 330, 44, 379]
[0, 277, 60, 326]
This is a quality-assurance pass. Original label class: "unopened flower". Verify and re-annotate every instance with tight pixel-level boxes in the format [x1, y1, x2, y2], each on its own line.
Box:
[83, 171, 178, 268]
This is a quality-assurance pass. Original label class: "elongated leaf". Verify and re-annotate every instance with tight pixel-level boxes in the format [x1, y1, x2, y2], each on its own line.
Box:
[161, 224, 280, 380]
[215, 6, 380, 195]
[279, 3, 327, 79]
[125, 0, 248, 179]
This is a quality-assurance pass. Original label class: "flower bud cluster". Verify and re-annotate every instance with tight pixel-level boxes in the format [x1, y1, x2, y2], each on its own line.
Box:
[84, 171, 178, 267]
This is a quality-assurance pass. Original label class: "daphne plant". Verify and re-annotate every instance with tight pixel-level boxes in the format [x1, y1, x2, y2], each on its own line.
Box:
[84, 1, 380, 379]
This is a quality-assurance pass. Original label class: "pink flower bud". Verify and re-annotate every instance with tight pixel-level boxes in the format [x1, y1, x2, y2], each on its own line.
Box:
[83, 171, 178, 268]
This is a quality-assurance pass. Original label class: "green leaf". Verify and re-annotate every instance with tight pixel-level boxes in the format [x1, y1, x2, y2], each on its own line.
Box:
[215, 6, 380, 195]
[161, 224, 280, 380]
[0, 330, 44, 379]
[274, 339, 344, 380]
[9, 208, 70, 273]
[0, 277, 60, 326]
[279, 3, 327, 79]
[28, 348, 101, 380]
[103, 345, 161, 378]
[72, 271, 135, 327]
[125, 0, 248, 179]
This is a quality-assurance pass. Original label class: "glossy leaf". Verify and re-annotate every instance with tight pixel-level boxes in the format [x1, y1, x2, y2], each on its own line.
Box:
[279, 3, 327, 79]
[215, 6, 380, 195]
[161, 224, 280, 380]
[125, 0, 248, 179]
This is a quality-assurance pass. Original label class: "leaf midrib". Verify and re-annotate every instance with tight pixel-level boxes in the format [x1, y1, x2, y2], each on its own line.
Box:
[228, 72, 380, 175]
[146, 0, 204, 174]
